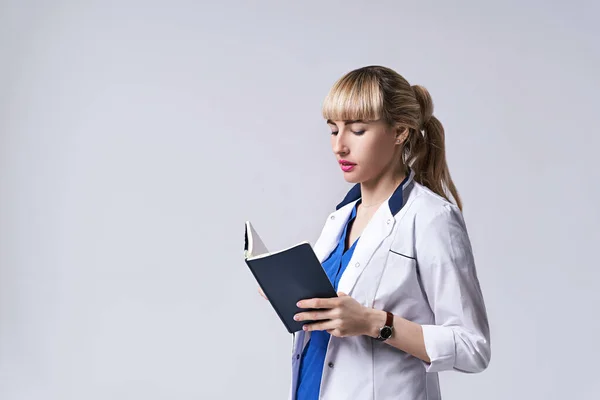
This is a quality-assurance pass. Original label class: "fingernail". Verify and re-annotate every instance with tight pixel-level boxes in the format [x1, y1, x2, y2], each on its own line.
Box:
[294, 315, 299, 321]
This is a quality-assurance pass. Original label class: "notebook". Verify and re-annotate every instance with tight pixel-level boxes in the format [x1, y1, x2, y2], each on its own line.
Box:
[244, 221, 338, 333]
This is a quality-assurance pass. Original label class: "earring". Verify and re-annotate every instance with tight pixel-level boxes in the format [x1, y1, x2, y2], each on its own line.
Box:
[396, 139, 401, 144]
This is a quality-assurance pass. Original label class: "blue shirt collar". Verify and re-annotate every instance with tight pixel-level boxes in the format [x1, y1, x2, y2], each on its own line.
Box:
[335, 169, 414, 216]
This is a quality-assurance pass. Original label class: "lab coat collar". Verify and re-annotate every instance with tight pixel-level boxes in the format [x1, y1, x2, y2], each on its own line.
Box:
[335, 168, 415, 215]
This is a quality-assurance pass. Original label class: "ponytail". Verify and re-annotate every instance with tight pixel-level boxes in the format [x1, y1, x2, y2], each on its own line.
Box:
[405, 85, 463, 210]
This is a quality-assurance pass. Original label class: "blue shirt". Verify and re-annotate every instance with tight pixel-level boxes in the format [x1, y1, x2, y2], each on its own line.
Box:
[295, 202, 360, 400]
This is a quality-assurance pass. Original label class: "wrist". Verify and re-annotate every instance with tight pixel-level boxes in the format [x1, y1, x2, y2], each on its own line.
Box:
[364, 307, 388, 338]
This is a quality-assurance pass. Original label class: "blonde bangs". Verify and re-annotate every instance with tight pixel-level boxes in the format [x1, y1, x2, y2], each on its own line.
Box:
[322, 71, 384, 122]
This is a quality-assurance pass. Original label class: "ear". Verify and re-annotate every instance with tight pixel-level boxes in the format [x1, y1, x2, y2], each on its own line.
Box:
[394, 126, 409, 145]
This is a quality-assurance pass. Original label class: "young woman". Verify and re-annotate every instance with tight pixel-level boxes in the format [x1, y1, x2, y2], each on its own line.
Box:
[261, 65, 490, 400]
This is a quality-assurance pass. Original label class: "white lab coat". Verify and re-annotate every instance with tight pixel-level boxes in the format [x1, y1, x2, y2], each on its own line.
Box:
[288, 170, 490, 400]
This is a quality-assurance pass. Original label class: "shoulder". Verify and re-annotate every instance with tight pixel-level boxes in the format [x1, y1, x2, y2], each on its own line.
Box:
[400, 181, 463, 224]
[394, 181, 470, 250]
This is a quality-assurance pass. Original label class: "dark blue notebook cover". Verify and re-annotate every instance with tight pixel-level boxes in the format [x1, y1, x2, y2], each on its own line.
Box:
[244, 242, 338, 333]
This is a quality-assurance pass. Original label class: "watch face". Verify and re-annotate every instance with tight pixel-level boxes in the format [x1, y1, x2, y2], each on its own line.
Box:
[380, 326, 393, 339]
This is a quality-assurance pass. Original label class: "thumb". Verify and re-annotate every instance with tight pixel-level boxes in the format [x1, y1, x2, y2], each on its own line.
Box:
[337, 291, 348, 297]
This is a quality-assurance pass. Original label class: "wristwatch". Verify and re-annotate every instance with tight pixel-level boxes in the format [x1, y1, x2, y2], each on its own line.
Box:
[375, 311, 394, 341]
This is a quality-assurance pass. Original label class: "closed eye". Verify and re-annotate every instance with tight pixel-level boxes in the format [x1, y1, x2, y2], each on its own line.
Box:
[330, 129, 365, 135]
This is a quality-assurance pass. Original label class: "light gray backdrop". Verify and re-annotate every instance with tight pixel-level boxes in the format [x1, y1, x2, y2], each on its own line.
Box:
[1, 1, 598, 399]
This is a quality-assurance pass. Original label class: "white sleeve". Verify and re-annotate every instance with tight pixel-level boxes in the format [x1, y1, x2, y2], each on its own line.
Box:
[415, 203, 491, 373]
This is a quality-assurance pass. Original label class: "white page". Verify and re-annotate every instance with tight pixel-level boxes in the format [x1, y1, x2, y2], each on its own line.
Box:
[245, 221, 269, 257]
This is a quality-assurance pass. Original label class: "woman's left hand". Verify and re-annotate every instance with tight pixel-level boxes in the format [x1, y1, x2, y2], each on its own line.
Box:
[294, 292, 372, 337]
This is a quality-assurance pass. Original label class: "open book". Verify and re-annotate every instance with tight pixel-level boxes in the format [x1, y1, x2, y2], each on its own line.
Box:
[244, 221, 338, 333]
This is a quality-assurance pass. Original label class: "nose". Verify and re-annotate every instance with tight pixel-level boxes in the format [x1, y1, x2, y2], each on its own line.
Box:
[332, 132, 349, 156]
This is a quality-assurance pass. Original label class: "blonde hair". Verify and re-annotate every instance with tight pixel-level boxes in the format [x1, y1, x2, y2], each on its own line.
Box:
[322, 65, 463, 210]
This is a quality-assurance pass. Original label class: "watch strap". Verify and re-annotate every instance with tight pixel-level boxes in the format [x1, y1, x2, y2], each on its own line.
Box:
[384, 310, 393, 327]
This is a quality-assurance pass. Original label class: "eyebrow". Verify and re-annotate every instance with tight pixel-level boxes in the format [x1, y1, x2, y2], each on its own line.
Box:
[326, 119, 367, 125]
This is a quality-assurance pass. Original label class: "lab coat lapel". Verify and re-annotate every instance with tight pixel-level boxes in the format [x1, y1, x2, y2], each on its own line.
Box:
[337, 204, 395, 296]
[313, 203, 356, 263]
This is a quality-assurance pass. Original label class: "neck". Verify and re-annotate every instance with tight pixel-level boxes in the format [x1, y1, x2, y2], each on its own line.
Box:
[359, 165, 407, 208]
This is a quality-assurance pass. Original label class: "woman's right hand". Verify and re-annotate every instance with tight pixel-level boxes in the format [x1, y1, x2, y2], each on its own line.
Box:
[258, 286, 268, 300]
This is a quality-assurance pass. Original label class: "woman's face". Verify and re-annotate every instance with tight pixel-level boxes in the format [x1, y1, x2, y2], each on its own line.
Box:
[328, 119, 406, 184]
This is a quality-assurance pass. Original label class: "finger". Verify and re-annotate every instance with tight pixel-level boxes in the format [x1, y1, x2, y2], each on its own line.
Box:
[258, 287, 267, 300]
[303, 319, 337, 332]
[297, 297, 338, 309]
[294, 309, 335, 322]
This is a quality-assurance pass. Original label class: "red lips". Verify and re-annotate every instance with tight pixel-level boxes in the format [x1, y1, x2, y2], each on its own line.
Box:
[338, 159, 356, 166]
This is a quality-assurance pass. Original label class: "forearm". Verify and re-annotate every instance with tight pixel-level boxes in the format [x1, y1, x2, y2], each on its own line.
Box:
[363, 308, 431, 363]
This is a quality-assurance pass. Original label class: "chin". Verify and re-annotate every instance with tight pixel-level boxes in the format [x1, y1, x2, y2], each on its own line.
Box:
[342, 173, 363, 184]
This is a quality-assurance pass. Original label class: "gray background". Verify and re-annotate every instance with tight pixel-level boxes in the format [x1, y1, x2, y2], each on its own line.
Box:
[1, 1, 598, 399]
